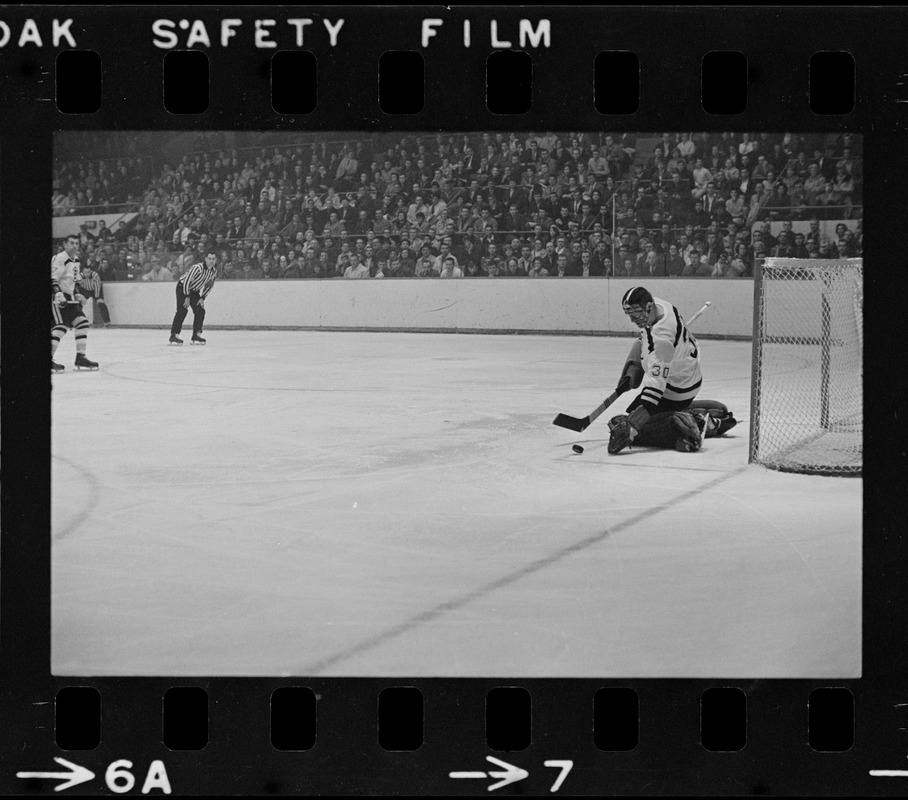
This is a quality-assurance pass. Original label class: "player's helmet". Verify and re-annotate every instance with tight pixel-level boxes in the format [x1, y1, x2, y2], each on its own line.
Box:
[621, 286, 654, 327]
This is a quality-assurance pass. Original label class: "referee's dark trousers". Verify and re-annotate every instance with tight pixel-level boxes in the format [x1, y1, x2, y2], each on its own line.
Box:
[171, 282, 205, 335]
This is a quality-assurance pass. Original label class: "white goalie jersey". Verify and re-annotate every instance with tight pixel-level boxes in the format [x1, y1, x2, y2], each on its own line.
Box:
[636, 297, 703, 410]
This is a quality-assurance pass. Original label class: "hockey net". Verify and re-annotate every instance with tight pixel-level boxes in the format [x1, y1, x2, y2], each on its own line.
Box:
[749, 258, 863, 476]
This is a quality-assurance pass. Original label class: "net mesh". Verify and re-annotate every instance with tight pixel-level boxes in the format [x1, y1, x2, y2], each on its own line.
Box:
[750, 258, 863, 476]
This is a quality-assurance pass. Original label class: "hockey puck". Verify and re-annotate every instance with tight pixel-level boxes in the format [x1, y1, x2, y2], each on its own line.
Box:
[572, 445, 584, 454]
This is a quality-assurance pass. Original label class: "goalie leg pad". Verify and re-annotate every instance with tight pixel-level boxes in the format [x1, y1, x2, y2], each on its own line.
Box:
[607, 415, 633, 455]
[690, 400, 737, 438]
[673, 412, 705, 452]
[689, 399, 728, 415]
[711, 413, 737, 437]
[607, 405, 652, 455]
[631, 411, 703, 452]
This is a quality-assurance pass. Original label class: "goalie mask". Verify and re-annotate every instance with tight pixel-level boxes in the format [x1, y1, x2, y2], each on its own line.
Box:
[621, 286, 655, 328]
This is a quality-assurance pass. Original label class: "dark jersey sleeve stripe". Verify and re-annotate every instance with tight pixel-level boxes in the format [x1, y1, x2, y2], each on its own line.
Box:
[672, 306, 684, 347]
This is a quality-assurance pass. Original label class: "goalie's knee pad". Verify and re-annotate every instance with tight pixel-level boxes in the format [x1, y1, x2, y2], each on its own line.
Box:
[689, 399, 727, 415]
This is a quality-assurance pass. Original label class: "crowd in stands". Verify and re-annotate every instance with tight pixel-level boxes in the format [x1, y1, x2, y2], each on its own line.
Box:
[53, 131, 863, 282]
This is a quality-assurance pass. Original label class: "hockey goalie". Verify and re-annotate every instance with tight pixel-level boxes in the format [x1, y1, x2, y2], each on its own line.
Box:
[607, 286, 737, 455]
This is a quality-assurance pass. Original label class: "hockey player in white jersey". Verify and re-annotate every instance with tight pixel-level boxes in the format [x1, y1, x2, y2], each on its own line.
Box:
[608, 286, 735, 454]
[51, 234, 99, 372]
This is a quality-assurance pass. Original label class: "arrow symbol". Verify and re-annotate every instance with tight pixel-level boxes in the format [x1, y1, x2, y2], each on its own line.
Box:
[450, 755, 529, 791]
[16, 757, 95, 792]
[486, 756, 529, 791]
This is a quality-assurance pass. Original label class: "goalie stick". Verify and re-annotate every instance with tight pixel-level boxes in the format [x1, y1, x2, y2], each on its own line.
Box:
[552, 375, 632, 432]
[686, 300, 711, 327]
[552, 301, 713, 432]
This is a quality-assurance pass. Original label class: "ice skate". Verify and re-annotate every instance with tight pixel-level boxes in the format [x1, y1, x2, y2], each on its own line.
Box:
[169, 334, 183, 346]
[191, 333, 206, 345]
[715, 412, 737, 436]
[52, 360, 65, 373]
[74, 354, 99, 371]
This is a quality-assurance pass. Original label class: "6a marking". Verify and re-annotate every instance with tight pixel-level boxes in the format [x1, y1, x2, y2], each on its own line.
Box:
[16, 759, 171, 794]
[106, 760, 171, 794]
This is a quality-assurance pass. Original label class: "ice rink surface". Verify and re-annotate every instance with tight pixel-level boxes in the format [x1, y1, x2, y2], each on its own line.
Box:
[51, 329, 861, 677]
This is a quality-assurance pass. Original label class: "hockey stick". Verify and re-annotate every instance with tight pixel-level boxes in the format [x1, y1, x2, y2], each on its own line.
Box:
[553, 375, 632, 432]
[552, 301, 713, 433]
[686, 300, 712, 327]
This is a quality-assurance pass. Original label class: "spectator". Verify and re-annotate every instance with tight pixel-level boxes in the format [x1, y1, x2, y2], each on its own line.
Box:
[764, 183, 791, 221]
[728, 243, 751, 277]
[691, 158, 713, 193]
[412, 245, 434, 277]
[833, 167, 855, 218]
[527, 256, 549, 277]
[245, 259, 264, 279]
[502, 257, 522, 277]
[142, 261, 174, 281]
[465, 259, 485, 278]
[313, 250, 331, 279]
[710, 251, 732, 277]
[432, 240, 459, 274]
[260, 258, 278, 279]
[725, 188, 745, 224]
[439, 255, 463, 278]
[276, 254, 299, 279]
[677, 133, 696, 159]
[841, 228, 859, 256]
[703, 231, 722, 267]
[792, 233, 809, 259]
[682, 249, 712, 277]
[643, 247, 666, 277]
[745, 183, 768, 227]
[590, 246, 612, 276]
[343, 257, 370, 278]
[816, 180, 842, 220]
[53, 131, 859, 286]
[665, 244, 685, 276]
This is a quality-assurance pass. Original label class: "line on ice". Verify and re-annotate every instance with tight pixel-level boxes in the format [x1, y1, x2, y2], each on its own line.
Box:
[296, 464, 750, 675]
[52, 454, 103, 541]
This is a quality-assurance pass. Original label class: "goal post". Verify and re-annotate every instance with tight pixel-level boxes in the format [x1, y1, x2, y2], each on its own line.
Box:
[749, 257, 863, 476]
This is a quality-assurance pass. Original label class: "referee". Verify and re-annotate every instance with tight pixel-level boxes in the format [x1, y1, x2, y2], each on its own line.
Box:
[77, 264, 111, 326]
[169, 251, 218, 345]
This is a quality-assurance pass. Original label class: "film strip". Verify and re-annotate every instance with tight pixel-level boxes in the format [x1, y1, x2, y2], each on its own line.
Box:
[0, 5, 904, 795]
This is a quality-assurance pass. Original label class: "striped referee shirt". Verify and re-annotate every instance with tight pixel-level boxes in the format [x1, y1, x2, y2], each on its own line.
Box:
[179, 261, 217, 298]
[77, 268, 103, 299]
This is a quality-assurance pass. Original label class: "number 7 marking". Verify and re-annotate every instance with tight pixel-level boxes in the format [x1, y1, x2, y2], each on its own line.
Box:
[543, 760, 573, 792]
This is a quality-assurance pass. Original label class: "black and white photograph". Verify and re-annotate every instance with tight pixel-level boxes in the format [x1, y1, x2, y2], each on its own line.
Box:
[50, 129, 863, 678]
[6, 5, 907, 795]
